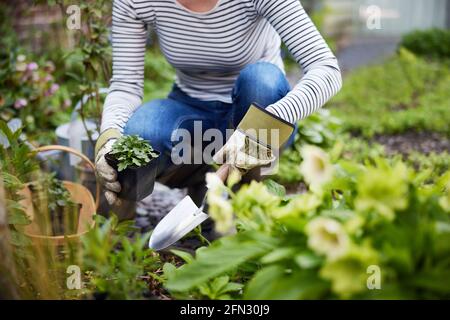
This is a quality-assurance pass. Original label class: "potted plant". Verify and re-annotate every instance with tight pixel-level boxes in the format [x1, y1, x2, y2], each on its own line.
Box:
[29, 174, 82, 236]
[105, 135, 160, 201]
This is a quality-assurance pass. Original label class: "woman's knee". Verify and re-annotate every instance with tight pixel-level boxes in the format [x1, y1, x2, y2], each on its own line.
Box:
[232, 62, 290, 126]
[233, 62, 290, 107]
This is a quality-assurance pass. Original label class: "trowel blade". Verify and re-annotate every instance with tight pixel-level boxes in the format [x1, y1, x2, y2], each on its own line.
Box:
[149, 196, 209, 251]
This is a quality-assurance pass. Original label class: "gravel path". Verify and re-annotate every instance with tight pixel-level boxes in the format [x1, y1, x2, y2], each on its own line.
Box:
[135, 183, 186, 232]
[337, 36, 400, 73]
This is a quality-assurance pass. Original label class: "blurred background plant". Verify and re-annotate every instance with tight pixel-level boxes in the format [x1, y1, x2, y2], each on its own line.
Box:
[400, 28, 450, 60]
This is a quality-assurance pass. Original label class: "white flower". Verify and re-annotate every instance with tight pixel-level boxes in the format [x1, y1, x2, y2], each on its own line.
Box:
[300, 145, 334, 190]
[206, 172, 224, 193]
[306, 217, 350, 260]
[207, 192, 234, 234]
[15, 62, 27, 72]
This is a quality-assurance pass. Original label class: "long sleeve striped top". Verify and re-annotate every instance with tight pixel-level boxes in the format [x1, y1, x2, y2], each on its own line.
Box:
[101, 0, 342, 132]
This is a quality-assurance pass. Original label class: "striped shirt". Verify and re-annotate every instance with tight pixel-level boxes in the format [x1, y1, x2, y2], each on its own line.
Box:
[101, 0, 342, 132]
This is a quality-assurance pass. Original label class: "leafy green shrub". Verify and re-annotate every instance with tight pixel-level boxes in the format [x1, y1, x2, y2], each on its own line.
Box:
[400, 28, 450, 60]
[110, 135, 158, 172]
[406, 151, 450, 183]
[330, 49, 450, 137]
[82, 215, 161, 300]
[164, 149, 450, 299]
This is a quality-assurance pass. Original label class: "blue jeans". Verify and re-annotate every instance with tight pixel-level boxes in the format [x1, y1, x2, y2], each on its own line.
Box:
[124, 62, 294, 190]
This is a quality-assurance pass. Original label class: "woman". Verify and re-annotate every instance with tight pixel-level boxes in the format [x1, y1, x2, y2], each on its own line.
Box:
[95, 0, 342, 206]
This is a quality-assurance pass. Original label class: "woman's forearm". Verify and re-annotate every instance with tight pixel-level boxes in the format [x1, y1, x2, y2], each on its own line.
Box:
[101, 0, 150, 133]
[254, 0, 342, 123]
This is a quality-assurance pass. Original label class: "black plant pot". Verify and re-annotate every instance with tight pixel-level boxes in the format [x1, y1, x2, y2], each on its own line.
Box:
[105, 151, 160, 201]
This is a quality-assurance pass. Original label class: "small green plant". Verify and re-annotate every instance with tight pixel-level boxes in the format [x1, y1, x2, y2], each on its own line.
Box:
[110, 135, 159, 172]
[29, 173, 81, 235]
[82, 214, 161, 300]
[30, 174, 74, 211]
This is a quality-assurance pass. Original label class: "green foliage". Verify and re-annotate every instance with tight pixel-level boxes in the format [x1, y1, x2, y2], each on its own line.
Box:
[400, 28, 450, 60]
[143, 49, 176, 101]
[30, 173, 75, 212]
[336, 135, 385, 163]
[275, 108, 341, 184]
[110, 135, 159, 172]
[0, 50, 64, 143]
[406, 151, 450, 183]
[0, 3, 17, 51]
[330, 49, 450, 137]
[82, 214, 160, 300]
[164, 152, 450, 299]
[0, 121, 37, 243]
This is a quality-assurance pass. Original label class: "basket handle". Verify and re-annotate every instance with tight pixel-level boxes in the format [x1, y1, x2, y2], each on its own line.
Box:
[34, 145, 100, 210]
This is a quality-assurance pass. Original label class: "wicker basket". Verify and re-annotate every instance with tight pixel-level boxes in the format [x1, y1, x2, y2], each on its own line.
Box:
[19, 145, 99, 245]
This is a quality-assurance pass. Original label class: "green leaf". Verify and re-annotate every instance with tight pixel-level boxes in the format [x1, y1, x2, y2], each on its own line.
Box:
[244, 266, 328, 300]
[10, 230, 32, 247]
[165, 233, 275, 292]
[7, 207, 30, 225]
[163, 263, 177, 280]
[260, 247, 296, 264]
[170, 249, 194, 264]
[295, 252, 323, 269]
[263, 179, 286, 197]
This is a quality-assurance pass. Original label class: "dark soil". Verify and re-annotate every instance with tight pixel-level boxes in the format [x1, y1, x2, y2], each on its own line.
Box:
[374, 131, 450, 156]
[285, 182, 308, 195]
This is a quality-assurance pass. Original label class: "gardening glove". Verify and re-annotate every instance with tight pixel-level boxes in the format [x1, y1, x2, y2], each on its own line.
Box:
[213, 103, 295, 171]
[95, 129, 122, 205]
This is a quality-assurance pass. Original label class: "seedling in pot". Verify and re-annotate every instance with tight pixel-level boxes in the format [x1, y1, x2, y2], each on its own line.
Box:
[105, 135, 160, 201]
[30, 174, 81, 236]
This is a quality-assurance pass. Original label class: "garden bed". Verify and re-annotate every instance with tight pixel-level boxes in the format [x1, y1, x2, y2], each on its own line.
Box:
[374, 131, 450, 156]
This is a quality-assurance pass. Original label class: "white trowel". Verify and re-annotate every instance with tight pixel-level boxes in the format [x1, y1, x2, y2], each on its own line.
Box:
[149, 164, 230, 251]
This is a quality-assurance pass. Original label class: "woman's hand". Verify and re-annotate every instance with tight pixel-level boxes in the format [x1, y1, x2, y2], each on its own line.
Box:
[213, 103, 295, 171]
[95, 139, 122, 206]
[213, 130, 275, 171]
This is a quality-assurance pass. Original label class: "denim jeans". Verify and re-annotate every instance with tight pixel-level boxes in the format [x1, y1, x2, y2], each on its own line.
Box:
[124, 61, 294, 191]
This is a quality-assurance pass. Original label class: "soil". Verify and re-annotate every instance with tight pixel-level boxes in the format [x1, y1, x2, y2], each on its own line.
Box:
[374, 131, 450, 156]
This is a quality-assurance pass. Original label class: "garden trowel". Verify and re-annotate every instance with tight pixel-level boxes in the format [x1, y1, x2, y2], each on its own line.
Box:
[149, 164, 231, 251]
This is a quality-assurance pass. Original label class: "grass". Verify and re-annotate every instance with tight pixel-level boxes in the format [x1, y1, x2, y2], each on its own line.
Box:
[329, 49, 450, 138]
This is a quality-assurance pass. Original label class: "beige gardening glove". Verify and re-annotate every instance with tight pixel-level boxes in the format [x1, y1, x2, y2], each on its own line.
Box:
[213, 130, 275, 171]
[213, 103, 295, 171]
[95, 129, 122, 206]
